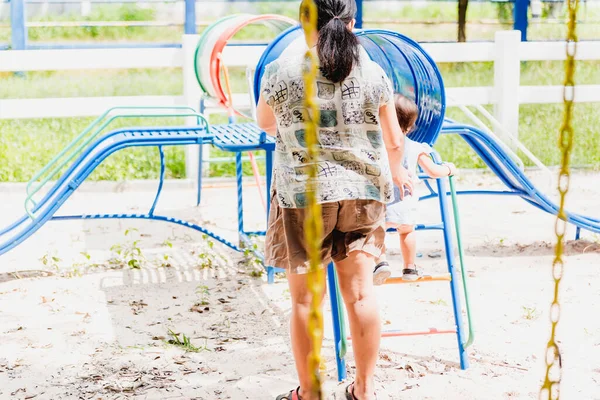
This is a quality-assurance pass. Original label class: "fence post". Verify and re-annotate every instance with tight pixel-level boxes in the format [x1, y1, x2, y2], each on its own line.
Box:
[493, 30, 521, 142]
[10, 0, 27, 50]
[182, 34, 203, 181]
[514, 0, 529, 42]
[184, 0, 196, 34]
[355, 0, 363, 29]
[81, 0, 92, 17]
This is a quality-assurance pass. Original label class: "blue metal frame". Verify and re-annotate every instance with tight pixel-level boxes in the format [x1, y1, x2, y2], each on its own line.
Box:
[432, 152, 468, 370]
[328, 151, 471, 379]
[514, 0, 529, 41]
[184, 0, 197, 35]
[355, 0, 364, 29]
[327, 262, 347, 382]
[10, 0, 27, 50]
[0, 122, 281, 277]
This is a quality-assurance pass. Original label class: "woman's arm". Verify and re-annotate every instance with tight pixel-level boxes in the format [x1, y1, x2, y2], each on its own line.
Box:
[256, 96, 278, 136]
[380, 99, 413, 197]
[418, 155, 457, 178]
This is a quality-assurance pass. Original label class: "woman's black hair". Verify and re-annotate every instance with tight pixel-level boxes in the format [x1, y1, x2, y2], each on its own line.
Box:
[301, 0, 360, 83]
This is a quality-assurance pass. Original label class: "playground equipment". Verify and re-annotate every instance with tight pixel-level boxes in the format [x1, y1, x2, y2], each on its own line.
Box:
[254, 23, 600, 382]
[0, 107, 274, 258]
[0, 9, 596, 391]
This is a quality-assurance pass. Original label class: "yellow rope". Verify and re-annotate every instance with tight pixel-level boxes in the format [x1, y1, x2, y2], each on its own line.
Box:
[540, 0, 579, 399]
[300, 0, 325, 398]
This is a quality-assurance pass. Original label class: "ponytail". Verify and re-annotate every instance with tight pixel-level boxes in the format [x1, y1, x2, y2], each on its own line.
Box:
[318, 17, 359, 83]
[301, 0, 360, 83]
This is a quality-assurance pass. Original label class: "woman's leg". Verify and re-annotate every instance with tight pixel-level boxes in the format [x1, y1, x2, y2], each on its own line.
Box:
[398, 224, 416, 267]
[335, 251, 380, 400]
[287, 272, 327, 400]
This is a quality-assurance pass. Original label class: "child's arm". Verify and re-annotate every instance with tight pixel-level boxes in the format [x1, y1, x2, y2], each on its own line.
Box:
[417, 154, 457, 178]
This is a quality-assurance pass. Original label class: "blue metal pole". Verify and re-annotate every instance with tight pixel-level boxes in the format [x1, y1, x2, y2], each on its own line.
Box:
[514, 0, 529, 41]
[10, 0, 28, 50]
[184, 0, 196, 34]
[435, 173, 469, 370]
[355, 0, 363, 29]
[196, 98, 205, 206]
[327, 263, 347, 382]
[235, 152, 244, 245]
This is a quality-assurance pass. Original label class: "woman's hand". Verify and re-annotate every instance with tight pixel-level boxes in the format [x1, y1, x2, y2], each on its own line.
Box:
[394, 165, 413, 200]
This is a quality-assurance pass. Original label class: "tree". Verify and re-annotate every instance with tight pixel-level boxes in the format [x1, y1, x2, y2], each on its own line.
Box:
[458, 0, 469, 42]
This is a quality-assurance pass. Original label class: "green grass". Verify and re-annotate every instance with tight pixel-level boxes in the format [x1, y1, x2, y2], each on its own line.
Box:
[1, 3, 599, 182]
[435, 103, 600, 170]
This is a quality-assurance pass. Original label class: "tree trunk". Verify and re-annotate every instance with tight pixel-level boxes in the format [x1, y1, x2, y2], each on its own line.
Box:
[458, 0, 469, 42]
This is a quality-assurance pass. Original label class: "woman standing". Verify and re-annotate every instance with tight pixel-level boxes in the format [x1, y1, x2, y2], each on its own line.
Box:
[257, 0, 411, 398]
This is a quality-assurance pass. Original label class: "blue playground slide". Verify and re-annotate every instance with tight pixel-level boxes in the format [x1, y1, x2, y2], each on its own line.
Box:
[441, 120, 600, 236]
[0, 124, 217, 256]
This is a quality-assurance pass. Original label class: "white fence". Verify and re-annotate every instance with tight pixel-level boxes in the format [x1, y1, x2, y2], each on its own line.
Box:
[1, 30, 599, 177]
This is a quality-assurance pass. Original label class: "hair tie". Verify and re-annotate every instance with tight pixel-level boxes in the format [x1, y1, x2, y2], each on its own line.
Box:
[333, 16, 341, 20]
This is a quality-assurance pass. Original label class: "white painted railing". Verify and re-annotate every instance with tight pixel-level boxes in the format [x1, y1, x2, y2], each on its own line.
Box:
[1, 31, 599, 177]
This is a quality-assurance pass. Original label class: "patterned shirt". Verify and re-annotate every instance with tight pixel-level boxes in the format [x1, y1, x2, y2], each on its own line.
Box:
[260, 50, 395, 209]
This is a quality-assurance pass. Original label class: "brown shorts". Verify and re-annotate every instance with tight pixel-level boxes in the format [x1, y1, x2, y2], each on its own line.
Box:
[265, 193, 386, 274]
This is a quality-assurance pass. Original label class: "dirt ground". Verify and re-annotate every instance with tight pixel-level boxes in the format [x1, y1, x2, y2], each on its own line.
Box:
[0, 170, 599, 400]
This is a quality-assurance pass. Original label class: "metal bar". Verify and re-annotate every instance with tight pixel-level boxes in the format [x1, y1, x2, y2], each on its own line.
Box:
[384, 274, 452, 285]
[449, 176, 475, 349]
[380, 329, 457, 338]
[236, 152, 245, 245]
[348, 328, 457, 340]
[184, 0, 196, 34]
[514, 0, 529, 41]
[197, 143, 203, 206]
[242, 230, 266, 236]
[203, 155, 266, 163]
[266, 149, 273, 219]
[435, 172, 469, 370]
[27, 43, 183, 50]
[51, 213, 242, 252]
[25, 21, 183, 28]
[327, 263, 347, 382]
[356, 0, 363, 28]
[10, 0, 27, 50]
[149, 146, 166, 216]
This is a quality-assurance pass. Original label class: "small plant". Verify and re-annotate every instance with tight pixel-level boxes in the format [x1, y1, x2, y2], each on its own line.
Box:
[522, 306, 539, 320]
[429, 298, 448, 306]
[40, 253, 61, 271]
[167, 329, 210, 353]
[109, 228, 145, 269]
[195, 285, 210, 306]
[194, 235, 228, 269]
[242, 241, 264, 278]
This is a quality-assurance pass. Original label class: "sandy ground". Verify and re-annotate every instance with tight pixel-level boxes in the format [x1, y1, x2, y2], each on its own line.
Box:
[0, 170, 599, 400]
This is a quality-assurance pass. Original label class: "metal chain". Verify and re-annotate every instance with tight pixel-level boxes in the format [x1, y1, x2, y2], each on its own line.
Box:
[540, 0, 579, 398]
[300, 0, 325, 399]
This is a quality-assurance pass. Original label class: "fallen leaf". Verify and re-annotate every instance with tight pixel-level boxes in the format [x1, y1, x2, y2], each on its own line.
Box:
[190, 305, 204, 314]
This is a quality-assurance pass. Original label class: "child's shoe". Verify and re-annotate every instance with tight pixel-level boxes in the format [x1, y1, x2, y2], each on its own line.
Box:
[373, 261, 391, 285]
[402, 265, 421, 281]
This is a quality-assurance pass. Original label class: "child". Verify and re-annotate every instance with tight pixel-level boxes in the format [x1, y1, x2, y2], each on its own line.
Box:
[373, 94, 457, 285]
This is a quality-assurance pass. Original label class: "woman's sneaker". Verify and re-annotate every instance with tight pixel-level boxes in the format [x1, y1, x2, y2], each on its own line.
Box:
[373, 261, 392, 285]
[402, 266, 421, 281]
